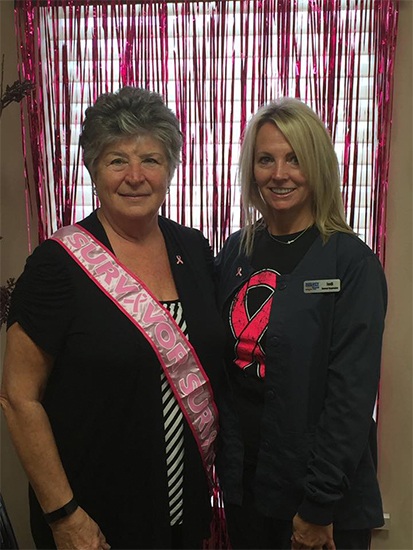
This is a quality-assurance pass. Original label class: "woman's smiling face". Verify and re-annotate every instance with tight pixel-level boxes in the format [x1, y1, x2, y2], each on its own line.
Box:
[93, 135, 170, 225]
[253, 122, 314, 227]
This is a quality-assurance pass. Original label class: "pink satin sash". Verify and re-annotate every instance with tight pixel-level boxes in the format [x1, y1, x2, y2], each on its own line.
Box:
[51, 224, 218, 488]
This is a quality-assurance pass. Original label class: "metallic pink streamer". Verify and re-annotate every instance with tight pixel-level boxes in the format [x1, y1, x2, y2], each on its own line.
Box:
[14, 0, 399, 262]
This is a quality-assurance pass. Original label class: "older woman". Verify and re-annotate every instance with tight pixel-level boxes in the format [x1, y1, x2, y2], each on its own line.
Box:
[215, 98, 387, 550]
[1, 87, 227, 550]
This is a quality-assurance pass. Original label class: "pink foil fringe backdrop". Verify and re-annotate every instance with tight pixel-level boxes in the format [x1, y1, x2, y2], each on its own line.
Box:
[14, 0, 399, 264]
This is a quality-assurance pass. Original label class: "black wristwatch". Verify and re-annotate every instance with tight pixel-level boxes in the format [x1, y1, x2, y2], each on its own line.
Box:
[43, 497, 79, 524]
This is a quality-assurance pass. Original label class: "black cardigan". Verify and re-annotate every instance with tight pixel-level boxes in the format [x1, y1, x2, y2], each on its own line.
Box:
[8, 211, 228, 549]
[215, 228, 387, 529]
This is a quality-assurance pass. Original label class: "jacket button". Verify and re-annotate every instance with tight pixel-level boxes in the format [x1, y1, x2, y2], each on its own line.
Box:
[278, 282, 287, 290]
[262, 440, 270, 450]
[267, 390, 275, 400]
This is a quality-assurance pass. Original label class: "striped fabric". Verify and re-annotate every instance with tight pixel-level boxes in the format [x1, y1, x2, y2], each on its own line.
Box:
[160, 300, 186, 526]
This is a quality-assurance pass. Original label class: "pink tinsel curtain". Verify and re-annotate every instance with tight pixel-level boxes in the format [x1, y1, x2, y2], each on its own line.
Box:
[14, 0, 399, 262]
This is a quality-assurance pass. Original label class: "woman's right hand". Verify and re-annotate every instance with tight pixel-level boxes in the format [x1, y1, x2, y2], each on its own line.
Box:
[50, 506, 110, 550]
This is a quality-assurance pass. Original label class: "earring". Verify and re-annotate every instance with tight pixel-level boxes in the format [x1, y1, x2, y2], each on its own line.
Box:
[92, 184, 98, 197]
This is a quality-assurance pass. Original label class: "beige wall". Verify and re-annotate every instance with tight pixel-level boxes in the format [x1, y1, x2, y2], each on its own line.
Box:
[371, 1, 413, 549]
[0, 0, 36, 547]
[0, 0, 34, 547]
[1, 1, 412, 549]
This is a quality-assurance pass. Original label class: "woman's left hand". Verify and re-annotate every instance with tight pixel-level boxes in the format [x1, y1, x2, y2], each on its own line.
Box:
[291, 514, 336, 550]
[50, 506, 110, 550]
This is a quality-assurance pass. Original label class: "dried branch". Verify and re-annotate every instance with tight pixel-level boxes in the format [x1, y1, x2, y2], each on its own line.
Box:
[0, 54, 34, 118]
[0, 56, 31, 326]
[0, 278, 16, 328]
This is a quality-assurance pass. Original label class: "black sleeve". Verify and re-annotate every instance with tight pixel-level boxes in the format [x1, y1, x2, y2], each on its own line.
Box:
[7, 240, 75, 357]
[298, 253, 387, 525]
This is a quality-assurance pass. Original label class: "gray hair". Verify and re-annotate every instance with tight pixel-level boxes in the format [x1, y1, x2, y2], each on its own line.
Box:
[239, 97, 353, 255]
[79, 86, 183, 180]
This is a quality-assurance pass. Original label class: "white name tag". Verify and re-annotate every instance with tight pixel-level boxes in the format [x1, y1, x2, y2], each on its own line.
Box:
[304, 279, 341, 293]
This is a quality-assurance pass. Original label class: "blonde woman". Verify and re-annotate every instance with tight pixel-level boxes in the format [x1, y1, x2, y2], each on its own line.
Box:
[215, 98, 386, 550]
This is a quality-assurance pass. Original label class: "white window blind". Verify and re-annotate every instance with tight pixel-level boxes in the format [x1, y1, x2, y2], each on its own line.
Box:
[38, 0, 377, 249]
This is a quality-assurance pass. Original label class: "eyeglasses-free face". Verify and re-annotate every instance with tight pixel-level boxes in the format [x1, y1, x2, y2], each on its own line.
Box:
[254, 122, 314, 232]
[93, 135, 170, 227]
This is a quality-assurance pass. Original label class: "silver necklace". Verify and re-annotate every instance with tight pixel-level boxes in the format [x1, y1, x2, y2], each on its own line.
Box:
[267, 225, 311, 245]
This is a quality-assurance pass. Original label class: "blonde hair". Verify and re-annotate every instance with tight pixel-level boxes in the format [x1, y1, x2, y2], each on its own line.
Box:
[239, 97, 353, 255]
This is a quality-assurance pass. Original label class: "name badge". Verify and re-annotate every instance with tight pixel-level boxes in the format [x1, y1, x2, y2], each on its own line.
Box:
[304, 279, 341, 293]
